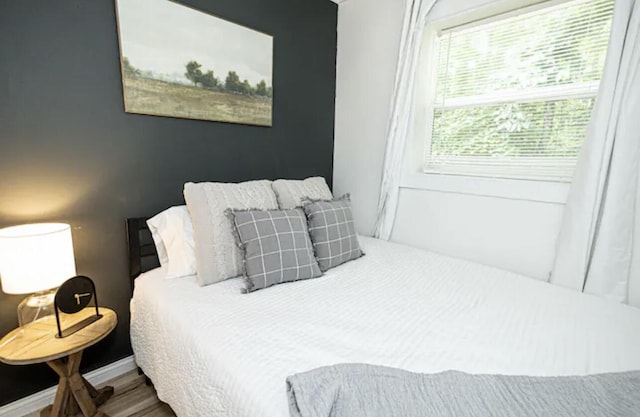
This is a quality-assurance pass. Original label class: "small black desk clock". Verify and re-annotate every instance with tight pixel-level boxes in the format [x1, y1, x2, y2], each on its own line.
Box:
[54, 276, 103, 338]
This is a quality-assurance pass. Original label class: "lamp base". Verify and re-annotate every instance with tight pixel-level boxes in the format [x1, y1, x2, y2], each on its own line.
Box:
[17, 289, 57, 327]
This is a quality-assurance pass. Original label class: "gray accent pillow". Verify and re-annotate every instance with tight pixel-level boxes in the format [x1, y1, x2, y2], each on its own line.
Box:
[303, 195, 363, 271]
[227, 208, 322, 293]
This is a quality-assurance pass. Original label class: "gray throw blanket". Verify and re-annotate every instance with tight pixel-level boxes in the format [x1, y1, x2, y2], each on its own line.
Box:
[286, 364, 640, 417]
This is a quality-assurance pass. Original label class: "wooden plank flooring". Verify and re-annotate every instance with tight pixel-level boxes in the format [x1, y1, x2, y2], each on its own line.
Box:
[24, 370, 176, 417]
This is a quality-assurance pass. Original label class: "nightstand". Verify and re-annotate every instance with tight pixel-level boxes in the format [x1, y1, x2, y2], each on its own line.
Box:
[0, 308, 118, 417]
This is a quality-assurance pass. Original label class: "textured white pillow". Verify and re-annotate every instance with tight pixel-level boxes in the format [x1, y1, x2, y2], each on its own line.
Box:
[272, 177, 333, 209]
[184, 180, 279, 286]
[147, 206, 196, 279]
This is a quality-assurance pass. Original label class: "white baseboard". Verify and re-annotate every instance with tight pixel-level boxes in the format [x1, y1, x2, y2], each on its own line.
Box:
[0, 355, 136, 417]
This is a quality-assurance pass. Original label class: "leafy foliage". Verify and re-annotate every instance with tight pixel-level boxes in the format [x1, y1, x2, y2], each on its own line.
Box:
[225, 71, 242, 93]
[122, 57, 140, 77]
[185, 61, 204, 86]
[199, 70, 218, 89]
[433, 99, 594, 157]
[256, 80, 268, 97]
[181, 61, 273, 97]
[431, 0, 613, 160]
[123, 58, 272, 98]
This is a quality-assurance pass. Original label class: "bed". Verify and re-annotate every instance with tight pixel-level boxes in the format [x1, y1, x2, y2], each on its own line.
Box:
[127, 219, 640, 417]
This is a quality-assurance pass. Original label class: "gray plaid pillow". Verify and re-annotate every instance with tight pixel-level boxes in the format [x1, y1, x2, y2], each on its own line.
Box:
[303, 195, 363, 271]
[227, 208, 322, 292]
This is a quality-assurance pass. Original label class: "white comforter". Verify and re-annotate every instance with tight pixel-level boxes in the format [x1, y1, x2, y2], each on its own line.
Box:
[130, 236, 640, 417]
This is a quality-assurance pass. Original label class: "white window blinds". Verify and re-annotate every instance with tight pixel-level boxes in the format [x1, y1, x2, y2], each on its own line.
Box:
[425, 0, 614, 181]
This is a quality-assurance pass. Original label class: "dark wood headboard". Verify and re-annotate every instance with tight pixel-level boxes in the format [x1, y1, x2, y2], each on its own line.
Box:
[126, 217, 160, 291]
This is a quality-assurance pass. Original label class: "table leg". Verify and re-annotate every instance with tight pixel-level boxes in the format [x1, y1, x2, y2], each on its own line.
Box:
[82, 376, 114, 407]
[48, 376, 70, 417]
[40, 351, 113, 417]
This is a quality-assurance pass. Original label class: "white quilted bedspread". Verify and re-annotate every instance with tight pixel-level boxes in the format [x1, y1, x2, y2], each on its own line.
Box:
[130, 236, 640, 417]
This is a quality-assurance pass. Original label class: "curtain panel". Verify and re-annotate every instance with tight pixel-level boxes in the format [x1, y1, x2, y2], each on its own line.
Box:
[373, 0, 438, 239]
[551, 0, 640, 305]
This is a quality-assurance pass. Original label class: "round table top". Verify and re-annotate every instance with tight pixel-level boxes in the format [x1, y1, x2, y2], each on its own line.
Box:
[0, 308, 117, 365]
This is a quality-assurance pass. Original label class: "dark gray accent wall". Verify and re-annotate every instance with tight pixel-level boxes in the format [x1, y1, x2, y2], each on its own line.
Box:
[0, 0, 336, 406]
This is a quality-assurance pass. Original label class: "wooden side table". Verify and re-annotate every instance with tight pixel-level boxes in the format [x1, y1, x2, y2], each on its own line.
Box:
[0, 308, 118, 417]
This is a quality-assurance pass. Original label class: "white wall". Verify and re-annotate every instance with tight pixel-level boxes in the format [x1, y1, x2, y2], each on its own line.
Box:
[391, 189, 564, 280]
[333, 0, 566, 280]
[333, 0, 406, 236]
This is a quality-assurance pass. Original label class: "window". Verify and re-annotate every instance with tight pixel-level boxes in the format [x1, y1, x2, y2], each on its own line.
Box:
[423, 0, 614, 182]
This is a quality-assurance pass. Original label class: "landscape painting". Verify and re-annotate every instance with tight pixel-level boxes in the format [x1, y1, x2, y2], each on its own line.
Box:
[115, 0, 273, 126]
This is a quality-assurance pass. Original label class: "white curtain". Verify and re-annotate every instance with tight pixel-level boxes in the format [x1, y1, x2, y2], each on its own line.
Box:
[551, 0, 640, 304]
[373, 0, 438, 239]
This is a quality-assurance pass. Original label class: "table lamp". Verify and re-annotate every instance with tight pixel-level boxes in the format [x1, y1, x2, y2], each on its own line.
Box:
[0, 223, 77, 326]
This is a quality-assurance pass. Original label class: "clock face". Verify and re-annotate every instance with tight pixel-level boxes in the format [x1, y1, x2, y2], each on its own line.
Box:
[55, 276, 96, 314]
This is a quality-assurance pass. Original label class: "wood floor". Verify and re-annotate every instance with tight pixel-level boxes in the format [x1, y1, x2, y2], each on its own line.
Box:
[24, 370, 176, 417]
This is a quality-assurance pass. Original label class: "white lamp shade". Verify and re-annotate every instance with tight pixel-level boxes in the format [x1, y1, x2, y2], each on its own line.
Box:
[0, 223, 77, 294]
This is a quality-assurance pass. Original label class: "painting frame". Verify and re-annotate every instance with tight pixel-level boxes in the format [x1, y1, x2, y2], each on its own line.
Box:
[114, 0, 274, 127]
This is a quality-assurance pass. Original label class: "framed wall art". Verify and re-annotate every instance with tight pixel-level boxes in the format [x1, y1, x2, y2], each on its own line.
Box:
[115, 0, 273, 126]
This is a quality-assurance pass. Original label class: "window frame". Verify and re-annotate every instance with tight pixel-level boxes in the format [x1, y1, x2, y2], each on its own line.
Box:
[402, 0, 604, 203]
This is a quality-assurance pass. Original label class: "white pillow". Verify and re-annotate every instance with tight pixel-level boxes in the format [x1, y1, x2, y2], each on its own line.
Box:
[147, 206, 196, 279]
[184, 180, 279, 286]
[147, 219, 169, 267]
[272, 177, 333, 209]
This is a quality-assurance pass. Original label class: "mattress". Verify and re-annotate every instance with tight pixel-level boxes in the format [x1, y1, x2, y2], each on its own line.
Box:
[130, 236, 640, 417]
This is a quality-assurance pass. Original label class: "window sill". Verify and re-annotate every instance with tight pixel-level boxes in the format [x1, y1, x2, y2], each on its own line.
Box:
[400, 172, 570, 204]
